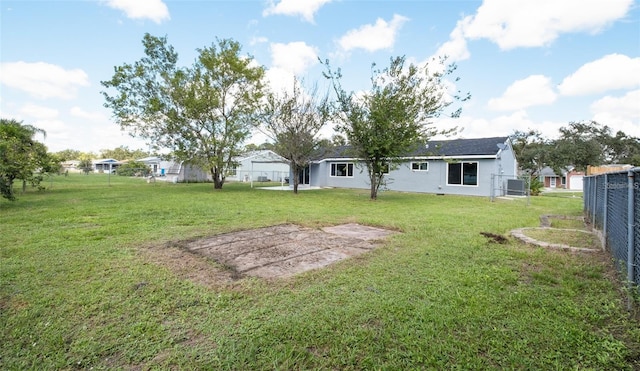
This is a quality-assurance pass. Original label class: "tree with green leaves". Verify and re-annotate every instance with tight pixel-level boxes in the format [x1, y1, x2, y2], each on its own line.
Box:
[0, 119, 57, 201]
[78, 156, 94, 175]
[101, 34, 266, 189]
[604, 130, 640, 166]
[54, 149, 83, 161]
[116, 161, 151, 177]
[548, 120, 640, 171]
[259, 78, 331, 193]
[323, 56, 469, 200]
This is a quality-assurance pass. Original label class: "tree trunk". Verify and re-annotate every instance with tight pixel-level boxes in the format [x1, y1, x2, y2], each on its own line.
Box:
[292, 165, 300, 194]
[369, 177, 378, 200]
[212, 167, 224, 189]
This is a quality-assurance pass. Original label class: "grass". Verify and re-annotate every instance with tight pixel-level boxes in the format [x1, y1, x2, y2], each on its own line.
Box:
[522, 228, 600, 248]
[550, 218, 587, 230]
[1, 174, 639, 369]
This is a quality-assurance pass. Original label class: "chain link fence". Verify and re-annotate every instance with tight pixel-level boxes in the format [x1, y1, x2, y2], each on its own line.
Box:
[584, 168, 639, 297]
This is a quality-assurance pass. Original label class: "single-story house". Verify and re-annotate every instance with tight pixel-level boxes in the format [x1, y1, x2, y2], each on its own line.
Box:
[539, 166, 584, 190]
[137, 156, 163, 175]
[61, 160, 81, 173]
[301, 136, 518, 197]
[226, 150, 290, 183]
[92, 158, 122, 173]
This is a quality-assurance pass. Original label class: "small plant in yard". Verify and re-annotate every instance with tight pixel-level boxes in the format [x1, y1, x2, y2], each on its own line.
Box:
[1, 175, 638, 369]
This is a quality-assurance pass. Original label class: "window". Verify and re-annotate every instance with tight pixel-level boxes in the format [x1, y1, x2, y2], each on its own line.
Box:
[447, 161, 478, 186]
[411, 162, 429, 171]
[331, 163, 354, 177]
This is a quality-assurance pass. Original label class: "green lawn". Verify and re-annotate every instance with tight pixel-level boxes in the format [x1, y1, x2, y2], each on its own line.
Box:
[1, 174, 638, 369]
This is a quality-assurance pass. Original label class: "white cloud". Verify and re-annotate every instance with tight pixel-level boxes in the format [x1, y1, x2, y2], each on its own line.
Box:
[488, 75, 557, 111]
[0, 61, 90, 100]
[433, 19, 470, 62]
[33, 119, 70, 140]
[270, 42, 318, 75]
[250, 36, 268, 46]
[265, 42, 319, 94]
[590, 90, 640, 136]
[70, 107, 107, 121]
[338, 14, 409, 52]
[104, 0, 170, 24]
[263, 0, 332, 23]
[559, 54, 640, 96]
[20, 103, 59, 120]
[459, 0, 633, 50]
[435, 110, 565, 140]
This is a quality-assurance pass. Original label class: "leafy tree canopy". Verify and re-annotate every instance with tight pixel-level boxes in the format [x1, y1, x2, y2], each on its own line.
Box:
[513, 121, 640, 174]
[0, 119, 58, 201]
[99, 146, 150, 161]
[101, 33, 266, 189]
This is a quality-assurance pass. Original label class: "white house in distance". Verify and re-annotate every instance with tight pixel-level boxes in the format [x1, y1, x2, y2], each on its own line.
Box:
[299, 136, 518, 197]
[134, 151, 288, 183]
[137, 156, 162, 175]
[226, 150, 290, 183]
[92, 158, 121, 173]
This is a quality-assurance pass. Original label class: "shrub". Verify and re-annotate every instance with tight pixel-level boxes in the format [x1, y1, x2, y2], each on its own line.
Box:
[116, 161, 151, 177]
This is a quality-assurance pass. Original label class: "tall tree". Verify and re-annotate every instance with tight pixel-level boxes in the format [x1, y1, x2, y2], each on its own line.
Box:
[0, 119, 56, 200]
[605, 130, 640, 166]
[550, 121, 622, 171]
[323, 56, 469, 200]
[101, 34, 266, 189]
[259, 79, 330, 193]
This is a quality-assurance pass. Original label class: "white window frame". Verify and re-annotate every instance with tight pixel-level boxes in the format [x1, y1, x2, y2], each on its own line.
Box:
[330, 163, 354, 177]
[446, 161, 479, 187]
[411, 162, 429, 171]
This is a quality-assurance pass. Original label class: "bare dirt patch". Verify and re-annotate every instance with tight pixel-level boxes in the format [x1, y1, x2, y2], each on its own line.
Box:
[145, 223, 397, 284]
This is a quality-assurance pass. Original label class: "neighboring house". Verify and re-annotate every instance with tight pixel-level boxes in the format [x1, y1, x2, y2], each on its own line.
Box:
[226, 150, 290, 183]
[302, 136, 518, 197]
[137, 156, 163, 175]
[92, 158, 122, 173]
[158, 159, 211, 182]
[61, 160, 81, 173]
[539, 166, 584, 190]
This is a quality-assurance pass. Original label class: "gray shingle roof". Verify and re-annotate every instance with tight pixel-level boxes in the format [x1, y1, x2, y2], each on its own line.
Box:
[313, 136, 510, 160]
[420, 136, 510, 156]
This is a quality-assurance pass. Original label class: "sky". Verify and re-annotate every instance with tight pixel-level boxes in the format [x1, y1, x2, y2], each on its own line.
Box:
[1, 0, 639, 154]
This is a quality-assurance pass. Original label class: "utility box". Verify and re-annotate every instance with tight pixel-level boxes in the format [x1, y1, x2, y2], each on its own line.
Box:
[507, 179, 526, 196]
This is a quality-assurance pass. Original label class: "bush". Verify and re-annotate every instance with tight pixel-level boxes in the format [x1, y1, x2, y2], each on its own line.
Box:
[529, 176, 544, 196]
[116, 161, 151, 177]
